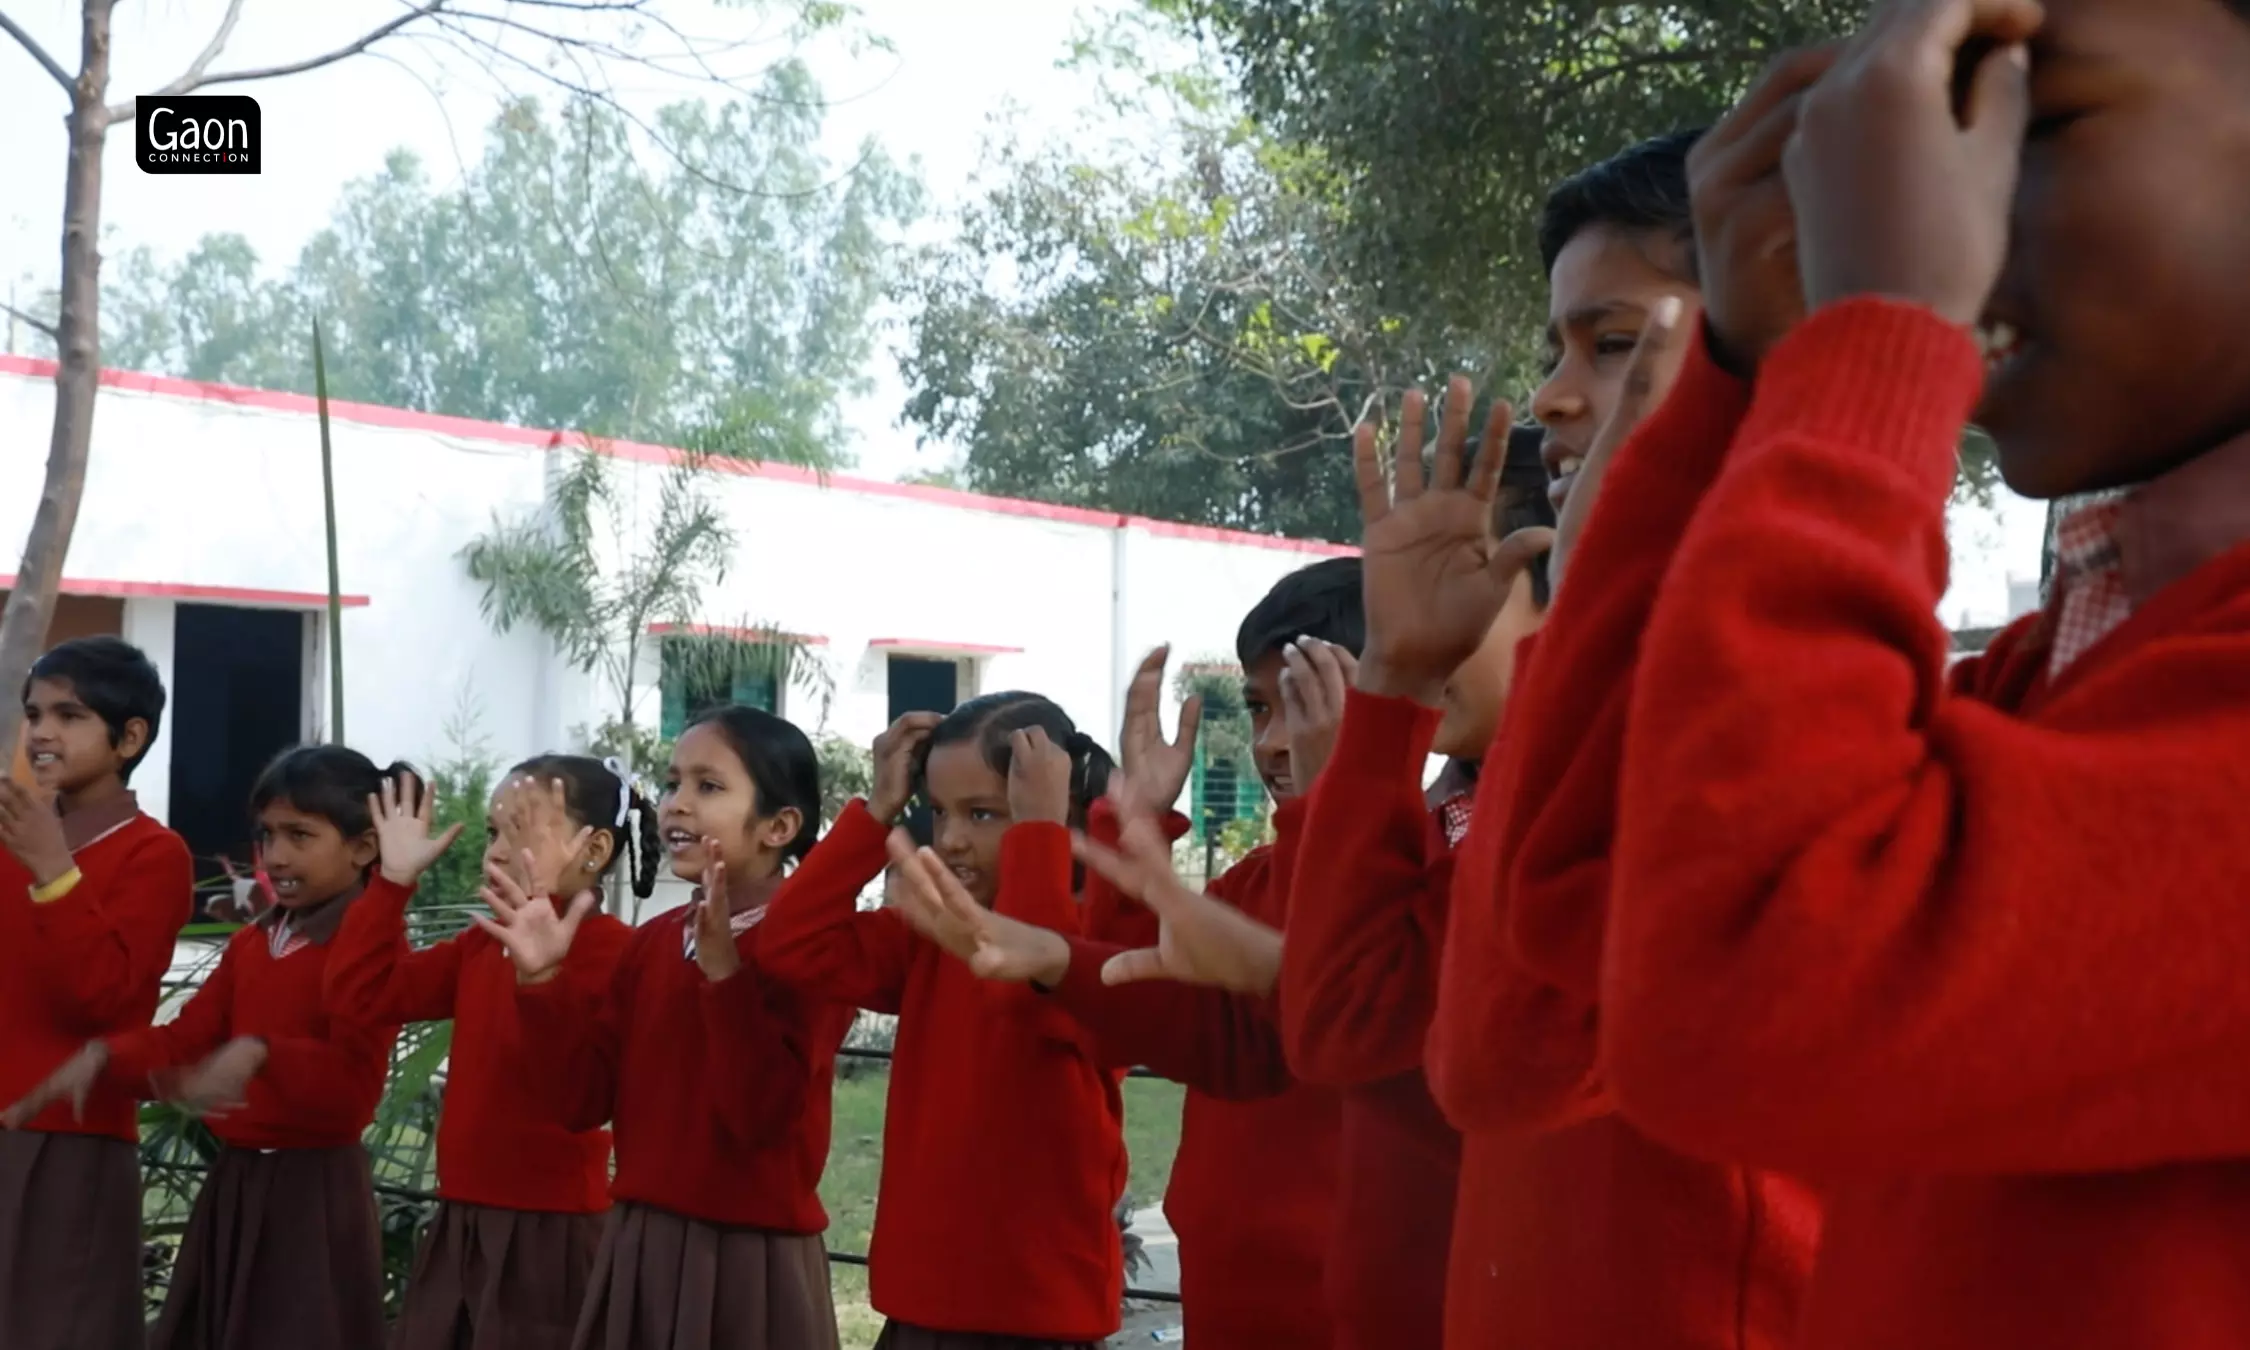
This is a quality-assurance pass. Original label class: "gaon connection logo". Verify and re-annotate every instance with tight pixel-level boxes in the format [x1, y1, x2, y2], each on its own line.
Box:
[135, 94, 260, 174]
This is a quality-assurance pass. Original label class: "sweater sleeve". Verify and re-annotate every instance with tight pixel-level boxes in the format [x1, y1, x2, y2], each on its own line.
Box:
[29, 827, 194, 1033]
[324, 875, 462, 1027]
[1600, 296, 2250, 1176]
[1428, 328, 1750, 1134]
[1281, 691, 1449, 1086]
[754, 800, 915, 1015]
[104, 932, 241, 1086]
[987, 823, 1103, 1046]
[515, 926, 643, 1134]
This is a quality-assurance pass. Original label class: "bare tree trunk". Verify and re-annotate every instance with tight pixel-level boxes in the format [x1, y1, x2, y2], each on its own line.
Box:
[0, 0, 113, 756]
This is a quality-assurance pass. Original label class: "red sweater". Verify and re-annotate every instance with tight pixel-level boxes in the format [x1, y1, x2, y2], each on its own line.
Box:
[106, 911, 397, 1150]
[1050, 797, 1341, 1350]
[1280, 695, 1471, 1350]
[756, 802, 1127, 1342]
[1604, 297, 2250, 1348]
[326, 875, 634, 1213]
[1430, 328, 1819, 1349]
[513, 903, 851, 1232]
[0, 807, 192, 1140]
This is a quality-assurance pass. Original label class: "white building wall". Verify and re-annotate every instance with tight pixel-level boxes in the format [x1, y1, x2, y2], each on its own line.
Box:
[0, 361, 1354, 830]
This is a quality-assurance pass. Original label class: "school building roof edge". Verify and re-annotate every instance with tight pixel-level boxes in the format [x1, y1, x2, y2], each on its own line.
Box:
[0, 356, 1359, 561]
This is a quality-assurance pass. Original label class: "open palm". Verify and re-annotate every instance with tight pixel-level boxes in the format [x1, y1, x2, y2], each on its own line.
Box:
[1073, 807, 1282, 996]
[1119, 646, 1201, 809]
[474, 858, 594, 983]
[371, 776, 463, 887]
[1357, 379, 1554, 697]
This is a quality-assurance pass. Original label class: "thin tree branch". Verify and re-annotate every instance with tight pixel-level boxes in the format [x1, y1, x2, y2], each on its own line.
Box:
[1, 300, 58, 342]
[103, 0, 452, 125]
[0, 8, 72, 93]
[107, 0, 247, 124]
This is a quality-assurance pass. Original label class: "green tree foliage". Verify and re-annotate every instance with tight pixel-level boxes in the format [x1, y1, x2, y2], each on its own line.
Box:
[103, 61, 920, 450]
[1151, 0, 1863, 343]
[900, 80, 1471, 543]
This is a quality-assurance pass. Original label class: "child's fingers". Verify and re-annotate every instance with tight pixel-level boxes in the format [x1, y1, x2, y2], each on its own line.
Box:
[1172, 690, 1203, 753]
[470, 915, 514, 949]
[1393, 388, 1428, 499]
[1466, 400, 1514, 504]
[1351, 421, 1390, 526]
[1432, 374, 1474, 491]
[1101, 947, 1168, 986]
[433, 822, 464, 853]
[563, 891, 599, 927]
[1071, 832, 1144, 899]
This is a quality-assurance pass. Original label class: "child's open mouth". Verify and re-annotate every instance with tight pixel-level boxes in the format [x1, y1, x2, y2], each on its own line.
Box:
[663, 829, 700, 856]
[269, 876, 303, 899]
[1975, 318, 2026, 377]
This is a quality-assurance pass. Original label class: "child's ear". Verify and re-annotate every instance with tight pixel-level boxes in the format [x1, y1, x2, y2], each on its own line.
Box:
[759, 806, 804, 853]
[348, 830, 381, 871]
[583, 828, 617, 874]
[115, 717, 150, 766]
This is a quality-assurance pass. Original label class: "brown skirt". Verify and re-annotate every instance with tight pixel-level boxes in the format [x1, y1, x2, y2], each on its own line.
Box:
[873, 1324, 1099, 1350]
[150, 1144, 385, 1350]
[570, 1202, 837, 1350]
[0, 1129, 145, 1350]
[394, 1200, 605, 1350]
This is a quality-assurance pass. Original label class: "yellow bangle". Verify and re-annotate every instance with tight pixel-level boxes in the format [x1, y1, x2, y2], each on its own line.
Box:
[30, 867, 83, 905]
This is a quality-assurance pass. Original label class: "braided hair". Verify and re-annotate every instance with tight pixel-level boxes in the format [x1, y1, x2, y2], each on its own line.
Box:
[915, 692, 1115, 831]
[509, 754, 660, 899]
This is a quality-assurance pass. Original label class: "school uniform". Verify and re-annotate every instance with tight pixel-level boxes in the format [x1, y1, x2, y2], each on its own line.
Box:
[1044, 798, 1342, 1350]
[1426, 327, 1819, 1349]
[326, 875, 636, 1350]
[1274, 710, 1479, 1350]
[0, 792, 193, 1350]
[1585, 297, 2250, 1349]
[102, 889, 397, 1350]
[757, 803, 1128, 1348]
[515, 898, 854, 1350]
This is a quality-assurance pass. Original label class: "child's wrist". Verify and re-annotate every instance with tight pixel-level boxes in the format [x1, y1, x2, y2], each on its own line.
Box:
[378, 863, 422, 888]
[518, 965, 563, 987]
[29, 864, 84, 903]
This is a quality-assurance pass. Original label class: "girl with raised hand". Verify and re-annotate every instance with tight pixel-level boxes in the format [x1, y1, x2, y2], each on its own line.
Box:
[478, 707, 853, 1350]
[757, 697, 1128, 1350]
[326, 758, 650, 1350]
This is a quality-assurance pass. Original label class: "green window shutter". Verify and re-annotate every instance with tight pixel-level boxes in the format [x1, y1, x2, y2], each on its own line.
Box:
[732, 666, 780, 713]
[1190, 734, 1210, 843]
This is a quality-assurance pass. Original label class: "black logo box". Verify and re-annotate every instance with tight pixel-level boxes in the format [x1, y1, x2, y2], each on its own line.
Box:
[135, 94, 260, 175]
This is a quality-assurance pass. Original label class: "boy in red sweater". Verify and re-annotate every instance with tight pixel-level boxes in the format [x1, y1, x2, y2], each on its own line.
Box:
[1343, 126, 1823, 1347]
[0, 637, 192, 1350]
[1560, 3, 2250, 1347]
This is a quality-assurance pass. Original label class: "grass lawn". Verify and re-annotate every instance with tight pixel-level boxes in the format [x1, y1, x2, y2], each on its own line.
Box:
[820, 1067, 1187, 1350]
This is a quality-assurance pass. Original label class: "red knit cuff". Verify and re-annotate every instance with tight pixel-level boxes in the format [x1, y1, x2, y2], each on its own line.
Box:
[1332, 689, 1441, 782]
[1739, 297, 1983, 503]
[1048, 935, 1126, 1013]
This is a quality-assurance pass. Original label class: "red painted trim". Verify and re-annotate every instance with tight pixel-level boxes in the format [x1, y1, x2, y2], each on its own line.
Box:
[869, 638, 1025, 656]
[647, 623, 828, 646]
[0, 356, 1361, 558]
[0, 574, 370, 608]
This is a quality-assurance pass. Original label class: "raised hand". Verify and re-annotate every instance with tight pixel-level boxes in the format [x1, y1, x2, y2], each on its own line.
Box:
[869, 712, 944, 823]
[1118, 646, 1202, 810]
[494, 776, 593, 899]
[1354, 379, 1556, 708]
[1071, 795, 1283, 995]
[1546, 297, 1688, 599]
[1693, 43, 1842, 375]
[370, 774, 464, 888]
[1006, 727, 1073, 826]
[0, 1040, 107, 1128]
[1280, 640, 1358, 790]
[152, 1036, 267, 1118]
[885, 830, 1071, 986]
[689, 846, 741, 983]
[474, 859, 596, 986]
[0, 777, 73, 888]
[1787, 0, 2039, 327]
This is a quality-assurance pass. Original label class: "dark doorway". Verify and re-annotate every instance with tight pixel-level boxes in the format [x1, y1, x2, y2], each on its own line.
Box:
[168, 605, 304, 906]
[886, 657, 959, 845]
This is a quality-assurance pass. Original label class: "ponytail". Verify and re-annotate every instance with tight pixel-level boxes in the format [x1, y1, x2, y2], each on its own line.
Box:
[926, 692, 1115, 832]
